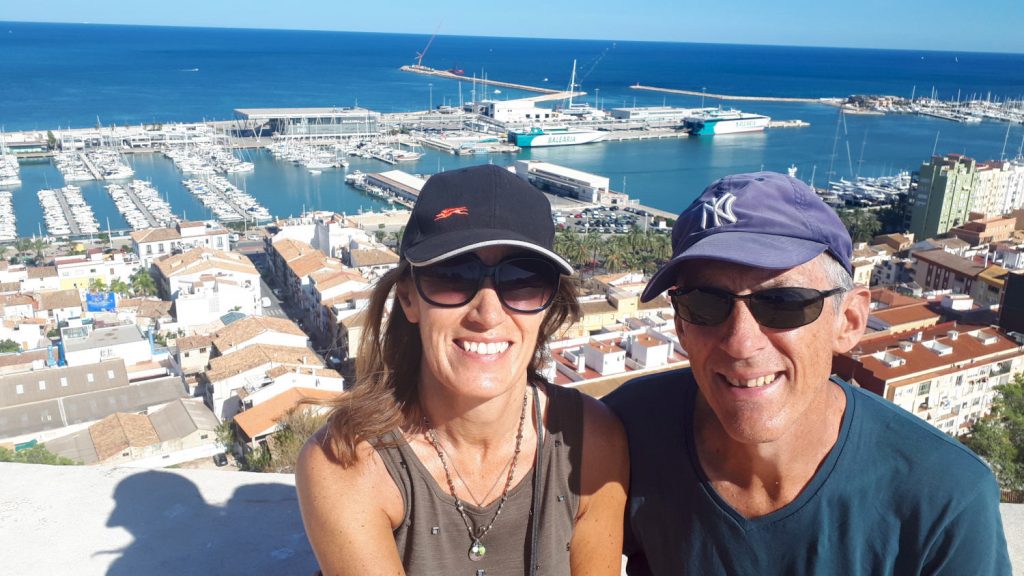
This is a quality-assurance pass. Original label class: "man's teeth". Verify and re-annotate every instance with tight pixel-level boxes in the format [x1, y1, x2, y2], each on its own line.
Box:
[725, 374, 778, 388]
[460, 341, 510, 355]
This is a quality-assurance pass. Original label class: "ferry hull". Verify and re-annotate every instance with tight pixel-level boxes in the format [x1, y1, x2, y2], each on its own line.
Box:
[509, 131, 605, 147]
[685, 116, 770, 136]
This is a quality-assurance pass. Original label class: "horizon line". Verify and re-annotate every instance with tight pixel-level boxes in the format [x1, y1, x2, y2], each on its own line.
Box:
[3, 19, 1023, 56]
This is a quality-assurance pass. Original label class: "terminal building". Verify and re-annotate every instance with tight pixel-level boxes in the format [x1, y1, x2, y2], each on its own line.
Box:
[514, 160, 609, 203]
[233, 107, 380, 140]
[609, 106, 703, 124]
[365, 170, 427, 204]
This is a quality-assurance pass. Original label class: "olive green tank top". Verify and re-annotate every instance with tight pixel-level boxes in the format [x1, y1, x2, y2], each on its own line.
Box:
[375, 384, 584, 576]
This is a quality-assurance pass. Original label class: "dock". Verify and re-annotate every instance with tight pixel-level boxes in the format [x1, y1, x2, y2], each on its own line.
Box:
[600, 129, 689, 142]
[77, 152, 104, 180]
[52, 189, 82, 236]
[400, 65, 561, 95]
[122, 185, 159, 227]
[630, 84, 830, 104]
[768, 120, 811, 128]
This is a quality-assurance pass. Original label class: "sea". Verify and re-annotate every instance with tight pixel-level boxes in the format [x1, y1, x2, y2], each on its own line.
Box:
[3, 21, 1024, 238]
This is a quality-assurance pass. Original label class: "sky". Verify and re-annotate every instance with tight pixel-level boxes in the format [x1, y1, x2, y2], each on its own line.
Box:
[3, 0, 1023, 53]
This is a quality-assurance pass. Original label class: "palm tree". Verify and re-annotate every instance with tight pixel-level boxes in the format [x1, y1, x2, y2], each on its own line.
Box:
[130, 268, 157, 297]
[554, 229, 585, 267]
[109, 279, 130, 296]
[88, 278, 108, 292]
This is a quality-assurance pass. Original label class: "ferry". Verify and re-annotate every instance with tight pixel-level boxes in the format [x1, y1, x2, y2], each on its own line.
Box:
[508, 126, 605, 148]
[683, 109, 771, 135]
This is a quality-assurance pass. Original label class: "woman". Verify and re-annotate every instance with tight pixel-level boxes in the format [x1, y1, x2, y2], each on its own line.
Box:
[297, 164, 628, 576]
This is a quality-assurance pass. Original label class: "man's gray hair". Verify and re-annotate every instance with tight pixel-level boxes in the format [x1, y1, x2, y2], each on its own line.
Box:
[820, 253, 855, 312]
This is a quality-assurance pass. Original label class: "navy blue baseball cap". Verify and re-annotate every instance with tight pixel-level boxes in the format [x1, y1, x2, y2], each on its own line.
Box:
[400, 164, 573, 274]
[641, 172, 853, 302]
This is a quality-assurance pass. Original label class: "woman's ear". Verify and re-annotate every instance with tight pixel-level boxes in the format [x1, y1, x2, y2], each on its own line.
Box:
[395, 277, 419, 324]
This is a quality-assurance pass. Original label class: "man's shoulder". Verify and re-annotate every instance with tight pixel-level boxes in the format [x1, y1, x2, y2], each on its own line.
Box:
[845, 382, 995, 483]
[603, 368, 693, 423]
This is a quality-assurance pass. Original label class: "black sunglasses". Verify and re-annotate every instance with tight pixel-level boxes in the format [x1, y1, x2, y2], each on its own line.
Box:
[411, 253, 561, 314]
[668, 286, 845, 330]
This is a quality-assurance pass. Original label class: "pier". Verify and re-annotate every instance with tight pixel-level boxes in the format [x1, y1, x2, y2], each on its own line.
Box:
[77, 152, 104, 180]
[122, 185, 159, 227]
[400, 65, 561, 95]
[600, 129, 689, 142]
[630, 84, 831, 104]
[51, 189, 82, 236]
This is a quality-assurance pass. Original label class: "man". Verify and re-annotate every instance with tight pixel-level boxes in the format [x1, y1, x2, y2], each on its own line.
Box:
[603, 172, 1011, 574]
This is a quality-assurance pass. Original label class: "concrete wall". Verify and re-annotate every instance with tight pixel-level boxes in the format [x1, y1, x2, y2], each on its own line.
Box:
[1, 463, 317, 575]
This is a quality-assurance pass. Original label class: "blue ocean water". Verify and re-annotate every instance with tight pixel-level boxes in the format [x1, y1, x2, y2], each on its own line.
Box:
[2, 21, 1024, 236]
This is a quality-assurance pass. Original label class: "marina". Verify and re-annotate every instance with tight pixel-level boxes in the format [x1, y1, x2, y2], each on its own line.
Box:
[182, 175, 272, 223]
[37, 185, 100, 237]
[164, 143, 255, 175]
[54, 151, 97, 182]
[0, 191, 16, 241]
[0, 154, 20, 188]
[106, 180, 179, 230]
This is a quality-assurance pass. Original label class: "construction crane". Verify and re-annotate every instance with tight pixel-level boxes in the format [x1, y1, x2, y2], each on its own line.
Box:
[415, 23, 441, 68]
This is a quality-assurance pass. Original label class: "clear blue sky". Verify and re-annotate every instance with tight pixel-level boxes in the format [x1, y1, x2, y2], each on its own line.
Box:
[4, 0, 1022, 53]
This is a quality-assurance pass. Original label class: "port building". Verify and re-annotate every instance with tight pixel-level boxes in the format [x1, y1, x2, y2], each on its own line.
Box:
[233, 107, 380, 140]
[514, 160, 609, 203]
[609, 106, 697, 124]
[365, 170, 427, 203]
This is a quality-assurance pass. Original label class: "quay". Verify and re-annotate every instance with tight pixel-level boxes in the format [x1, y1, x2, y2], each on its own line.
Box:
[600, 129, 689, 142]
[78, 152, 104, 180]
[768, 120, 811, 128]
[122, 185, 159, 228]
[631, 83, 830, 104]
[400, 65, 561, 95]
[52, 189, 83, 236]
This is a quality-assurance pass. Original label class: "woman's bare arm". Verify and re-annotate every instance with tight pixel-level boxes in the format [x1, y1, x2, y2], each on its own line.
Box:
[296, 431, 407, 576]
[570, 397, 630, 576]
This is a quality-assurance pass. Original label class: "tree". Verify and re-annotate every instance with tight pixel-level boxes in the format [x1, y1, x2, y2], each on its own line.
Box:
[838, 209, 882, 244]
[0, 339, 20, 353]
[130, 268, 157, 297]
[0, 444, 78, 466]
[238, 406, 329, 474]
[89, 278, 108, 292]
[109, 278, 130, 296]
[963, 373, 1024, 493]
[46, 130, 57, 150]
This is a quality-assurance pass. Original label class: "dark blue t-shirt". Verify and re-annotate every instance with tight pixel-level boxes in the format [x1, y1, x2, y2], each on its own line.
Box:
[603, 369, 1011, 575]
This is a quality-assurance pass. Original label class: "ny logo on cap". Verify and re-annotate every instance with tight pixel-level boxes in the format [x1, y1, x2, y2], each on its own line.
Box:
[434, 206, 469, 221]
[700, 193, 738, 229]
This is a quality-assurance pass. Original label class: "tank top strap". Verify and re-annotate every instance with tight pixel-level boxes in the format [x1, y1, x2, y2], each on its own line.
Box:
[372, 429, 412, 529]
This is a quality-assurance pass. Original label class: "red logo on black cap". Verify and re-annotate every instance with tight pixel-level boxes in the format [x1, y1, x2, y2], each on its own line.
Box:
[434, 206, 469, 221]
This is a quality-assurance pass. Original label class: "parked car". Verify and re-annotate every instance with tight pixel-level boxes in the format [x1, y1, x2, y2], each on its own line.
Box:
[213, 453, 228, 467]
[261, 296, 272, 308]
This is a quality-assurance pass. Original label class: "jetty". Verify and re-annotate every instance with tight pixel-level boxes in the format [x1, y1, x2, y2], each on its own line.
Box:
[630, 84, 831, 104]
[400, 65, 560, 95]
[78, 153, 104, 180]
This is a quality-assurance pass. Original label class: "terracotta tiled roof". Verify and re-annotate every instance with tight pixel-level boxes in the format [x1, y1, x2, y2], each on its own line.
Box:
[265, 365, 342, 380]
[312, 268, 367, 291]
[233, 387, 339, 441]
[206, 343, 322, 383]
[272, 239, 317, 263]
[176, 334, 213, 352]
[88, 412, 161, 462]
[0, 349, 49, 369]
[580, 300, 617, 316]
[154, 247, 257, 278]
[349, 248, 399, 268]
[212, 316, 306, 352]
[870, 288, 923, 308]
[130, 228, 181, 243]
[287, 252, 337, 279]
[27, 266, 57, 279]
[35, 289, 82, 311]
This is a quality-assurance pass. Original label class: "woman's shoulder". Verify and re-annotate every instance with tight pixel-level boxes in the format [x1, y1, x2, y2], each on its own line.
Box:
[296, 426, 405, 522]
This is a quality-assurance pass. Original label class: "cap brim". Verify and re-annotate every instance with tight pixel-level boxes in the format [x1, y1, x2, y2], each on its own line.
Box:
[640, 232, 828, 302]
[405, 228, 574, 275]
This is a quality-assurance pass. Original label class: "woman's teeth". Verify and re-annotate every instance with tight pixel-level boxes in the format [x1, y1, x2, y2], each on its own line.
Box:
[460, 340, 510, 355]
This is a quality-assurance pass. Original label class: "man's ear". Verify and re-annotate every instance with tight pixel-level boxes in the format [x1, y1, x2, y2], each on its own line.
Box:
[395, 278, 419, 324]
[833, 286, 869, 354]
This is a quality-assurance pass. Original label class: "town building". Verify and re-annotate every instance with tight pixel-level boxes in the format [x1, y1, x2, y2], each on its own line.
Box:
[948, 213, 1017, 246]
[233, 107, 380, 140]
[833, 323, 1024, 436]
[912, 249, 1007, 307]
[53, 250, 140, 293]
[514, 160, 609, 203]
[202, 343, 325, 419]
[131, 220, 231, 267]
[233, 387, 338, 449]
[909, 154, 977, 238]
[364, 170, 426, 204]
[152, 247, 261, 332]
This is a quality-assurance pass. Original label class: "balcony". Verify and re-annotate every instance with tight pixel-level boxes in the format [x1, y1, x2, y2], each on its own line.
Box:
[3, 463, 1022, 574]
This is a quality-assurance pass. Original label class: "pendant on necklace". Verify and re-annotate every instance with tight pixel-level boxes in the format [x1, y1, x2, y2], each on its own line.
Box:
[469, 539, 486, 561]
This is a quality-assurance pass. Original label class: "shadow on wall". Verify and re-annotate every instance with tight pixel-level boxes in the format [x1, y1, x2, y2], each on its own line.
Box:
[105, 471, 317, 575]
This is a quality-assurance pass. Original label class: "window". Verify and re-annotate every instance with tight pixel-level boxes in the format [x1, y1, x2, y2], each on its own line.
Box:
[917, 381, 931, 395]
[107, 370, 116, 379]
[87, 373, 94, 383]
[38, 380, 46, 391]
[146, 245, 153, 255]
[15, 384, 24, 394]
[199, 347, 207, 353]
[60, 377, 68, 387]
[158, 244, 165, 254]
[201, 434, 209, 440]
